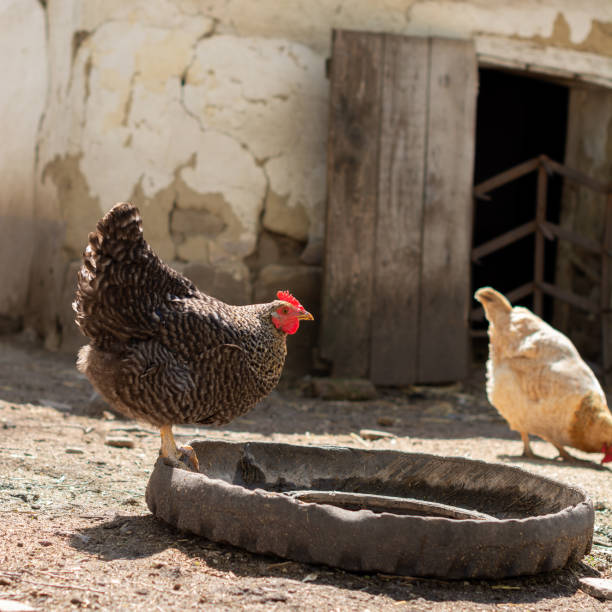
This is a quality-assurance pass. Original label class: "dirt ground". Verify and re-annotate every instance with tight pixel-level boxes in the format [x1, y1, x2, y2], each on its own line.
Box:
[1, 334, 612, 611]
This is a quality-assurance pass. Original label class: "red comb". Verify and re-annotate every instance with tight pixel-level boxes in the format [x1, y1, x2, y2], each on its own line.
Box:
[277, 290, 302, 309]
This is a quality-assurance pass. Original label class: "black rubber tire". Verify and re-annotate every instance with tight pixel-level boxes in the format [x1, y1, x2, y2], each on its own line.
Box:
[145, 440, 593, 579]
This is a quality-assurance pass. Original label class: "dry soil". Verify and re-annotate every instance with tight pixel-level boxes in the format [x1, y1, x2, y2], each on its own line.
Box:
[1, 334, 612, 611]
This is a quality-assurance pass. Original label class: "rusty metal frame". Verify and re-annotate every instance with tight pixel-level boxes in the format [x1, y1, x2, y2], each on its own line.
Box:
[471, 154, 612, 373]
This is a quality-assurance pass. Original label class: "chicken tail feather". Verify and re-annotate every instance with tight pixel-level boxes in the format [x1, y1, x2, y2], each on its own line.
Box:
[96, 201, 144, 243]
[73, 202, 197, 349]
[474, 286, 512, 323]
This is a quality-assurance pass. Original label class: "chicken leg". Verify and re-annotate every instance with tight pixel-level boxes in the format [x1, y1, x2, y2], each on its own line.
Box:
[522, 431, 579, 462]
[159, 424, 199, 472]
[543, 437, 579, 462]
[521, 431, 548, 460]
[521, 431, 536, 458]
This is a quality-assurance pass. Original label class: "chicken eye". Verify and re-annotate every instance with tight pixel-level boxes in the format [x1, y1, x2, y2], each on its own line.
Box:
[282, 307, 290, 315]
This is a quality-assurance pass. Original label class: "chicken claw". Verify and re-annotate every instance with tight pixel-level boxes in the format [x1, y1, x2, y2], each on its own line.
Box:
[551, 444, 579, 463]
[160, 425, 200, 472]
[177, 445, 200, 472]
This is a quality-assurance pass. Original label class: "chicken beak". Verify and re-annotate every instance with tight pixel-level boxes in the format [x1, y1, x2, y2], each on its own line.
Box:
[298, 311, 314, 321]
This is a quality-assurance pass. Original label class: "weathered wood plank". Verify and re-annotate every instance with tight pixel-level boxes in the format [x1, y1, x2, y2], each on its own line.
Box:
[472, 221, 536, 261]
[370, 35, 429, 385]
[418, 38, 478, 382]
[543, 156, 610, 194]
[533, 165, 548, 316]
[319, 30, 384, 376]
[553, 88, 612, 356]
[538, 281, 599, 314]
[473, 157, 540, 198]
[541, 220, 612, 256]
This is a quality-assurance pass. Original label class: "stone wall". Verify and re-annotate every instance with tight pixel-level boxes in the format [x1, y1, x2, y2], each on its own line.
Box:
[3, 0, 612, 374]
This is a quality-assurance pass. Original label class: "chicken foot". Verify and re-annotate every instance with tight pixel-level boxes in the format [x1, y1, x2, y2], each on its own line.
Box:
[520, 431, 538, 459]
[545, 439, 579, 463]
[520, 432, 550, 461]
[522, 431, 579, 463]
[159, 424, 200, 472]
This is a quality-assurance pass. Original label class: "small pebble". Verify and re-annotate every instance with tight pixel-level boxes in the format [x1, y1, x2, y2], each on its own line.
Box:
[0, 599, 37, 612]
[74, 534, 91, 544]
[65, 447, 85, 454]
[422, 402, 455, 417]
[310, 377, 377, 401]
[359, 429, 397, 441]
[580, 577, 612, 600]
[39, 398, 72, 412]
[377, 416, 396, 427]
[39, 540, 53, 546]
[302, 573, 318, 583]
[105, 436, 135, 449]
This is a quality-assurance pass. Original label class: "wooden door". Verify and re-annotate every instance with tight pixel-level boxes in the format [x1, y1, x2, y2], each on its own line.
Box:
[320, 30, 478, 385]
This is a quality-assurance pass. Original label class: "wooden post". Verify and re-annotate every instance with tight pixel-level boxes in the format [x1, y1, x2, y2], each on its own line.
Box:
[319, 30, 384, 377]
[417, 38, 477, 383]
[534, 161, 548, 316]
[369, 35, 428, 385]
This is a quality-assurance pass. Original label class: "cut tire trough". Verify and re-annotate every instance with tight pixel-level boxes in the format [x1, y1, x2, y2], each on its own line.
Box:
[146, 440, 594, 579]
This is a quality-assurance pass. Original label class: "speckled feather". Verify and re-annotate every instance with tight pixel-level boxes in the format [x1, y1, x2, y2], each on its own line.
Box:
[74, 202, 289, 427]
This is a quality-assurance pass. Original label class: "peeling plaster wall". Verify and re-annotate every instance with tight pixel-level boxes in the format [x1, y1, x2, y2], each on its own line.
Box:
[10, 0, 612, 366]
[32, 2, 330, 354]
[0, 0, 46, 328]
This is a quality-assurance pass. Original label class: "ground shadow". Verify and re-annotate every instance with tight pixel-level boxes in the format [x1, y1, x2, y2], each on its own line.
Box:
[170, 388, 520, 443]
[70, 512, 586, 607]
[498, 453, 610, 471]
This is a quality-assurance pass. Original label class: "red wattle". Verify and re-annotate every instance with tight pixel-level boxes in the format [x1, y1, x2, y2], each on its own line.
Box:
[282, 319, 300, 335]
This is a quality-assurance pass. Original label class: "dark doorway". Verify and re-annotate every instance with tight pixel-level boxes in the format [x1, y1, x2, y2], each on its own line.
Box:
[472, 68, 569, 324]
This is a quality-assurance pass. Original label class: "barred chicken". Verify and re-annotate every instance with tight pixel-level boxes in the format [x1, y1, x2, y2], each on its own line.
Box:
[475, 286, 612, 464]
[74, 202, 313, 471]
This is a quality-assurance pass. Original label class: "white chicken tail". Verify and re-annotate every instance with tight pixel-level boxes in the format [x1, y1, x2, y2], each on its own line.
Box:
[474, 287, 512, 325]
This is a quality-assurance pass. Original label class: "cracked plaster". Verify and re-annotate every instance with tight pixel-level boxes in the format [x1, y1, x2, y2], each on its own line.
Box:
[182, 35, 328, 243]
[16, 0, 612, 350]
[38, 19, 326, 268]
[34, 1, 612, 276]
[35, 2, 612, 265]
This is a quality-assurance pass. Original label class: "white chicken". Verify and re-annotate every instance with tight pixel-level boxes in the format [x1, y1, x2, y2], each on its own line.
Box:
[475, 286, 612, 463]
